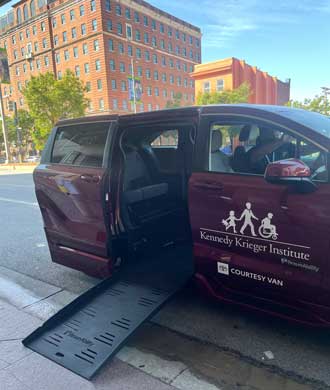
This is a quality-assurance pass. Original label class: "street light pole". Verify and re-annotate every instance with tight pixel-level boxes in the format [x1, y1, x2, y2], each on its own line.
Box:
[0, 84, 10, 163]
[130, 58, 137, 114]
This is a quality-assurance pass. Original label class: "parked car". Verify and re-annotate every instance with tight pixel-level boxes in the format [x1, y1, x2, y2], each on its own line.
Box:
[24, 155, 40, 163]
[33, 104, 330, 326]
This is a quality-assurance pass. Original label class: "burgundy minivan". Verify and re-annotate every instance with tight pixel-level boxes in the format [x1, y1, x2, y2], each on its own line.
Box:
[34, 104, 330, 326]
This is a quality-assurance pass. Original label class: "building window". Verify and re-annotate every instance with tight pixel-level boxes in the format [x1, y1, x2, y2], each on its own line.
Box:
[15, 66, 20, 76]
[105, 0, 111, 11]
[116, 4, 121, 15]
[203, 81, 210, 93]
[81, 23, 86, 35]
[71, 27, 77, 39]
[117, 22, 122, 34]
[92, 19, 97, 31]
[62, 31, 67, 42]
[168, 42, 172, 53]
[125, 8, 131, 19]
[73, 47, 78, 58]
[148, 103, 152, 112]
[146, 69, 151, 79]
[84, 63, 90, 73]
[145, 50, 150, 61]
[154, 87, 159, 96]
[14, 50, 18, 60]
[91, 0, 96, 11]
[151, 19, 156, 30]
[12, 35, 16, 44]
[127, 45, 133, 56]
[95, 59, 101, 71]
[86, 81, 91, 92]
[119, 62, 125, 72]
[136, 47, 141, 58]
[162, 73, 167, 82]
[176, 60, 181, 70]
[118, 42, 124, 54]
[44, 55, 49, 66]
[36, 59, 40, 69]
[55, 53, 60, 64]
[19, 32, 23, 40]
[99, 98, 104, 110]
[168, 27, 172, 37]
[153, 54, 158, 64]
[147, 86, 152, 96]
[126, 24, 132, 40]
[152, 36, 157, 47]
[108, 39, 114, 51]
[169, 59, 174, 68]
[134, 11, 139, 22]
[177, 76, 181, 86]
[144, 32, 149, 44]
[121, 80, 126, 91]
[113, 98, 118, 109]
[137, 66, 142, 77]
[160, 23, 164, 33]
[26, 28, 30, 38]
[23, 4, 29, 20]
[160, 39, 165, 49]
[83, 43, 88, 54]
[41, 21, 45, 31]
[161, 56, 166, 66]
[107, 19, 112, 31]
[42, 38, 47, 48]
[163, 89, 167, 97]
[123, 100, 128, 110]
[75, 65, 80, 76]
[143, 15, 148, 26]
[64, 50, 69, 60]
[79, 5, 85, 16]
[93, 39, 99, 51]
[109, 59, 115, 71]
[97, 79, 102, 90]
[17, 8, 22, 24]
[111, 79, 117, 89]
[184, 78, 188, 87]
[170, 74, 174, 84]
[154, 70, 159, 80]
[70, 10, 75, 20]
[216, 79, 224, 91]
[176, 29, 180, 39]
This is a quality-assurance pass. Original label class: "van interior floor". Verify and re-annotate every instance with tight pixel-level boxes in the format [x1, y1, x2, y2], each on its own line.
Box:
[22, 244, 194, 380]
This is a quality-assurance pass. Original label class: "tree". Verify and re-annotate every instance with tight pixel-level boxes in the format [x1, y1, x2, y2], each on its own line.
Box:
[287, 89, 330, 116]
[23, 70, 89, 149]
[166, 92, 183, 108]
[196, 82, 250, 105]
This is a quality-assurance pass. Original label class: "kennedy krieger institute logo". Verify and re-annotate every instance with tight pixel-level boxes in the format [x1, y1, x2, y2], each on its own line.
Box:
[222, 202, 278, 240]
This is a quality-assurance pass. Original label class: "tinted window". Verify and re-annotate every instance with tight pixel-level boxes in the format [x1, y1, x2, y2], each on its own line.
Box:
[208, 121, 328, 181]
[51, 123, 109, 167]
[151, 129, 178, 148]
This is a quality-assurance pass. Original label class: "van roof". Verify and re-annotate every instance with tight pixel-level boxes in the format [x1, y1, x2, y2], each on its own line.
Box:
[56, 104, 330, 141]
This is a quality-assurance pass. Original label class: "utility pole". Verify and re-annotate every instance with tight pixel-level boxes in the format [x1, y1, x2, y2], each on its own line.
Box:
[130, 58, 137, 114]
[0, 85, 10, 163]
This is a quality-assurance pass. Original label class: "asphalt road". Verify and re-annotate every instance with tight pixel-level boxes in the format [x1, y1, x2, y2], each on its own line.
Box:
[1, 173, 330, 389]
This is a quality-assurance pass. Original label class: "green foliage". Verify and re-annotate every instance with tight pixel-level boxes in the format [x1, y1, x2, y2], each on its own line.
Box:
[287, 90, 330, 116]
[166, 92, 183, 108]
[23, 70, 89, 149]
[196, 82, 251, 105]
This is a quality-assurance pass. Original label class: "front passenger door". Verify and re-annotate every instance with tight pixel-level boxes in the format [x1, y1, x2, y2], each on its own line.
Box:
[189, 114, 330, 307]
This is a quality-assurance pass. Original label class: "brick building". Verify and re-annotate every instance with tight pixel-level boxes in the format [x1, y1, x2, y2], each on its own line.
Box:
[192, 57, 290, 105]
[0, 0, 201, 115]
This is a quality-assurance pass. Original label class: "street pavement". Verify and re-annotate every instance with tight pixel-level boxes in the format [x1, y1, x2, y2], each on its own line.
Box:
[0, 172, 330, 389]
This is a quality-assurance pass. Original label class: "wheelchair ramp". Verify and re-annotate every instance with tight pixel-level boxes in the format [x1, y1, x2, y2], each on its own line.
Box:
[23, 246, 193, 379]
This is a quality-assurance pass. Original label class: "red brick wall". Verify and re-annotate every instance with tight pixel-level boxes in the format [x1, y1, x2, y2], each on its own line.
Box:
[0, 0, 201, 116]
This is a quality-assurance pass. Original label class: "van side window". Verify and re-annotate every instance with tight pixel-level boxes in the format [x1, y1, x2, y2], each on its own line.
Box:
[208, 122, 327, 181]
[151, 129, 178, 148]
[51, 123, 109, 167]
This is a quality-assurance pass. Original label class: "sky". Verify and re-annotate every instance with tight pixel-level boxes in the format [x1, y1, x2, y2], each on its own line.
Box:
[1, 0, 329, 100]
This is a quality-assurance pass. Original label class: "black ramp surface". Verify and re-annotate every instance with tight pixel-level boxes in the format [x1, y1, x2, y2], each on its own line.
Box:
[23, 245, 193, 379]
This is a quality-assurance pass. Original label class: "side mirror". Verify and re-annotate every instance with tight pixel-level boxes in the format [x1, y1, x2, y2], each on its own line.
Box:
[265, 158, 317, 193]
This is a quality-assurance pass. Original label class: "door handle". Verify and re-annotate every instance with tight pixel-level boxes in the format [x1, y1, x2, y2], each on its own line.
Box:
[80, 174, 100, 183]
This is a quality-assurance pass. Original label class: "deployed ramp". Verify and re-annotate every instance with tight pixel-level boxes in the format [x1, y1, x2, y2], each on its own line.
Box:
[23, 246, 193, 379]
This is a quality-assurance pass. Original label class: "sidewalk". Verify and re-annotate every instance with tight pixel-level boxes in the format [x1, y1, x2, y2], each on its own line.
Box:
[0, 267, 218, 390]
[0, 164, 36, 175]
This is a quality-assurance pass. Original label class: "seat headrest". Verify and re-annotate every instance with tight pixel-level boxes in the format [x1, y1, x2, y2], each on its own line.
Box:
[211, 131, 222, 153]
[239, 125, 251, 142]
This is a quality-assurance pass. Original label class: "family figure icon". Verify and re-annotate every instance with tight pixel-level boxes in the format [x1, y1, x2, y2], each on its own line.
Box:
[222, 202, 278, 240]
